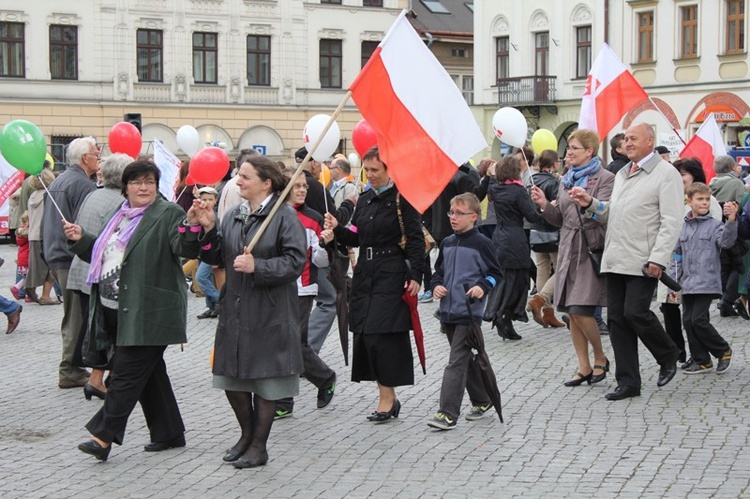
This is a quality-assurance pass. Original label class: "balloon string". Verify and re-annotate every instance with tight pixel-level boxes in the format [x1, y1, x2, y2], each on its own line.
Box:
[176, 185, 188, 203]
[37, 174, 68, 223]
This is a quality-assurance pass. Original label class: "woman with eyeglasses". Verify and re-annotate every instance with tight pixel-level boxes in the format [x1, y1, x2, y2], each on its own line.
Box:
[483, 155, 543, 340]
[186, 155, 306, 469]
[64, 160, 192, 461]
[322, 146, 424, 423]
[530, 129, 614, 386]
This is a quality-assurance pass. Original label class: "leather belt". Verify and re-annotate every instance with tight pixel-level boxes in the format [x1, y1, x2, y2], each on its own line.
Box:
[364, 246, 402, 260]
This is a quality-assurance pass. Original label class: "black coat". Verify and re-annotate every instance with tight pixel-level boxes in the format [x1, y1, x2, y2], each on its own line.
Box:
[530, 171, 560, 234]
[489, 181, 543, 269]
[431, 168, 480, 243]
[607, 152, 629, 174]
[335, 186, 424, 334]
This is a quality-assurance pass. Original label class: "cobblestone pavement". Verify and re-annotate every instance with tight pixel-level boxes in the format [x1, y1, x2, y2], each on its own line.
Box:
[0, 243, 749, 498]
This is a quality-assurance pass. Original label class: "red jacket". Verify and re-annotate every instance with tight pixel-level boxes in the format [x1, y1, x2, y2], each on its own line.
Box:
[16, 235, 29, 267]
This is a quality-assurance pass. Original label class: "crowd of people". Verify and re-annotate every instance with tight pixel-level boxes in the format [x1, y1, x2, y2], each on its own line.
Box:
[5, 122, 750, 463]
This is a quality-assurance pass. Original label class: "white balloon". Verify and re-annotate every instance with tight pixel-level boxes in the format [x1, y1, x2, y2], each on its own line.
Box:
[491, 107, 527, 148]
[176, 125, 200, 157]
[303, 114, 341, 162]
[347, 152, 360, 169]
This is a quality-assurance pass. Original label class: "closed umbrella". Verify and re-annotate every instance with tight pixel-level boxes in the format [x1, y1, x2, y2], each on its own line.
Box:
[465, 295, 504, 423]
[328, 256, 350, 365]
[402, 291, 426, 375]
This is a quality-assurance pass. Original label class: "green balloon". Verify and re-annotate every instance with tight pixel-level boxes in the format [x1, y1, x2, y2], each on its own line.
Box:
[0, 120, 47, 175]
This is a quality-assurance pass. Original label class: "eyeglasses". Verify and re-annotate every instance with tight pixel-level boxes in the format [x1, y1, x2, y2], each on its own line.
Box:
[84, 152, 102, 161]
[447, 211, 475, 218]
[565, 145, 586, 152]
[128, 179, 157, 187]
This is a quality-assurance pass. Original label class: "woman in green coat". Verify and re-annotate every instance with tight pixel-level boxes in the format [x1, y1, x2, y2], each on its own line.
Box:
[65, 160, 193, 462]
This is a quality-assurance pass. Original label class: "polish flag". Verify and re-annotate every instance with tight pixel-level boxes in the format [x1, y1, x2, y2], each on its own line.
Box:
[578, 44, 649, 140]
[349, 10, 486, 213]
[679, 113, 727, 183]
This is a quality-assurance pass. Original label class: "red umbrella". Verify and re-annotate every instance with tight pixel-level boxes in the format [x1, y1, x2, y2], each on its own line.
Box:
[402, 291, 426, 375]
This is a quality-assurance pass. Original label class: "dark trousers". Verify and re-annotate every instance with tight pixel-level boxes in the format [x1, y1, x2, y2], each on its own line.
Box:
[682, 294, 730, 365]
[607, 273, 679, 389]
[87, 310, 184, 445]
[277, 295, 335, 412]
[720, 263, 740, 307]
[423, 251, 432, 290]
[660, 302, 685, 363]
[438, 323, 490, 420]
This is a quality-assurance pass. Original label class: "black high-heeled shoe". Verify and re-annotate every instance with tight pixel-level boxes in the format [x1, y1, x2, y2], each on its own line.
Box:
[503, 318, 522, 341]
[589, 357, 611, 384]
[84, 383, 106, 401]
[563, 371, 593, 387]
[366, 399, 401, 423]
[78, 439, 111, 461]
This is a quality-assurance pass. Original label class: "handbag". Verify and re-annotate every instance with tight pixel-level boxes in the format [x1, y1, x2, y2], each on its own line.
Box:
[575, 208, 603, 277]
[529, 229, 559, 251]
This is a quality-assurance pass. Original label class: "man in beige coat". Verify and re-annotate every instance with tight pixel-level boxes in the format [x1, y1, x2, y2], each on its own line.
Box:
[570, 123, 684, 401]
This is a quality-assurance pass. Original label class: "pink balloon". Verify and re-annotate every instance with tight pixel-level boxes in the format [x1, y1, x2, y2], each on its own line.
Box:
[352, 119, 378, 157]
[189, 147, 229, 185]
[108, 122, 142, 158]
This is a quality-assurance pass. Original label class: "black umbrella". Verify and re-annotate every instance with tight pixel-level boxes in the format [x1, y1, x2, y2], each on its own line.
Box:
[465, 293, 504, 423]
[328, 255, 349, 366]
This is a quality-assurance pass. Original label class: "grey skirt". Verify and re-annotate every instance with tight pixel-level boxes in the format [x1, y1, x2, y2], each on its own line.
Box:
[26, 240, 52, 288]
[212, 374, 299, 401]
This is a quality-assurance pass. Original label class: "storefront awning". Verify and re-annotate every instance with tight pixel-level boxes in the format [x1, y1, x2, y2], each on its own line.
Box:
[696, 105, 741, 123]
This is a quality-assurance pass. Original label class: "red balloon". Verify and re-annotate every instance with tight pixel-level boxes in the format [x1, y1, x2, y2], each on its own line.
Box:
[185, 173, 197, 186]
[108, 122, 142, 158]
[351, 119, 378, 157]
[189, 147, 229, 185]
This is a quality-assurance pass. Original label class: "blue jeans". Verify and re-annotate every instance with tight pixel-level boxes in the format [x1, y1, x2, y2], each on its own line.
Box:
[0, 294, 20, 315]
[195, 261, 219, 308]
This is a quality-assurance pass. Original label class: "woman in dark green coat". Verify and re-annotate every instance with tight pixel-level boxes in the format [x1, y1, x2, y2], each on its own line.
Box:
[65, 160, 193, 462]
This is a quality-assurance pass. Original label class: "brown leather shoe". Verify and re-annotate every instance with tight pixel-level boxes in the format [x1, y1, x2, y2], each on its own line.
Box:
[59, 376, 89, 389]
[526, 295, 546, 327]
[542, 307, 566, 328]
[5, 305, 21, 334]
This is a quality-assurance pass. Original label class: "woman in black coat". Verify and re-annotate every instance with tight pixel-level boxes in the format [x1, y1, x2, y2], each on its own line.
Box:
[484, 155, 543, 340]
[323, 146, 424, 423]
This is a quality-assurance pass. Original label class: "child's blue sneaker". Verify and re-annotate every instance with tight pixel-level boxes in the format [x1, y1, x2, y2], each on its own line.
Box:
[465, 404, 493, 421]
[426, 412, 456, 430]
[418, 291, 433, 303]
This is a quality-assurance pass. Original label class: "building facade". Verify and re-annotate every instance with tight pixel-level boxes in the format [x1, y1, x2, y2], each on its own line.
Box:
[474, 0, 749, 159]
[0, 0, 407, 164]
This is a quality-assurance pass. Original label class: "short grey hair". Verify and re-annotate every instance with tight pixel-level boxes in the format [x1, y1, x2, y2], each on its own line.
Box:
[714, 155, 736, 174]
[332, 157, 351, 174]
[100, 153, 133, 189]
[67, 137, 97, 166]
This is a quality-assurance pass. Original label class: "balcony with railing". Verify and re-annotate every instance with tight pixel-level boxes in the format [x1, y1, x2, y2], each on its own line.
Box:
[497, 76, 557, 106]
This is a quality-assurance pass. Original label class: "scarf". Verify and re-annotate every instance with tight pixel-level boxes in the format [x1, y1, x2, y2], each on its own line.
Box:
[374, 180, 394, 195]
[561, 156, 601, 190]
[86, 200, 152, 286]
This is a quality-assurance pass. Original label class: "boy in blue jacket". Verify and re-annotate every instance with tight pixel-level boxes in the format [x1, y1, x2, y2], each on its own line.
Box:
[427, 193, 503, 430]
[670, 183, 737, 375]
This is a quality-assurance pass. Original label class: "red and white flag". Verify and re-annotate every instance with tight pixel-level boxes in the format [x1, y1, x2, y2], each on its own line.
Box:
[679, 113, 727, 183]
[578, 44, 649, 140]
[349, 10, 486, 213]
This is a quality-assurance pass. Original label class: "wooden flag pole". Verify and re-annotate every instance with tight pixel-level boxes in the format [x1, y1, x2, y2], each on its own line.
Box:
[245, 90, 353, 253]
[649, 97, 686, 146]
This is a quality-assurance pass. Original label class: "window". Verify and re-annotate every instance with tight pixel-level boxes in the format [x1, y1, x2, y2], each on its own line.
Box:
[450, 75, 473, 105]
[575, 26, 591, 78]
[496, 36, 509, 81]
[319, 39, 342, 88]
[321, 0, 342, 4]
[49, 25, 77, 80]
[361, 40, 378, 68]
[680, 5, 698, 58]
[193, 32, 217, 84]
[363, 0, 383, 6]
[137, 29, 163, 82]
[247, 35, 270, 86]
[535, 32, 549, 75]
[637, 11, 654, 62]
[452, 48, 468, 58]
[726, 0, 745, 54]
[421, 0, 450, 14]
[0, 22, 24, 78]
[50, 135, 81, 170]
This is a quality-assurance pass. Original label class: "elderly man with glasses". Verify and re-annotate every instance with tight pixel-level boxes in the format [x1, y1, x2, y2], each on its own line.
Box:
[42, 136, 101, 389]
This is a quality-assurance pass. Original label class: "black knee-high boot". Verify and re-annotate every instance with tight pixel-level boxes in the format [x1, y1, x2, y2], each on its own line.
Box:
[233, 394, 275, 469]
[223, 390, 253, 462]
[503, 315, 522, 341]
